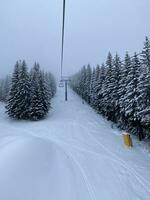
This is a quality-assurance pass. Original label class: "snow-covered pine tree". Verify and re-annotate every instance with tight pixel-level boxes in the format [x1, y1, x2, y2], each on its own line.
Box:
[29, 63, 46, 121]
[91, 65, 101, 109]
[39, 70, 51, 115]
[6, 61, 21, 118]
[89, 67, 96, 107]
[118, 52, 131, 129]
[137, 69, 150, 133]
[141, 36, 150, 70]
[102, 52, 114, 120]
[137, 37, 150, 137]
[94, 64, 105, 112]
[111, 53, 122, 123]
[52, 74, 56, 97]
[14, 60, 30, 119]
[124, 53, 144, 140]
[85, 64, 92, 104]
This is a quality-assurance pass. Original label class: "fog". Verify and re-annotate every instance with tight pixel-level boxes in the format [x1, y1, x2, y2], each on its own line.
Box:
[0, 0, 150, 78]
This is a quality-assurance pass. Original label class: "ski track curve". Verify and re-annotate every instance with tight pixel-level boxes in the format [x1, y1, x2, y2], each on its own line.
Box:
[0, 135, 95, 200]
[85, 130, 150, 193]
[41, 137, 97, 200]
[51, 136, 150, 195]
[10, 111, 150, 195]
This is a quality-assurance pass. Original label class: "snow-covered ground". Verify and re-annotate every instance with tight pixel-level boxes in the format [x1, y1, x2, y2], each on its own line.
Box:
[0, 88, 150, 200]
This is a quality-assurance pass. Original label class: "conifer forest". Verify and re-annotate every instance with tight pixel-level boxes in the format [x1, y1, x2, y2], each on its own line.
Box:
[0, 61, 56, 121]
[70, 37, 150, 141]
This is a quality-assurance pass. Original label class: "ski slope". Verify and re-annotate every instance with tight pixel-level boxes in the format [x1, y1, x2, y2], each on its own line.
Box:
[0, 88, 150, 200]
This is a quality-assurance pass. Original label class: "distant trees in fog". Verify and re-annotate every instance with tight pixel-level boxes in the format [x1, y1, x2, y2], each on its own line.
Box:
[0, 76, 11, 102]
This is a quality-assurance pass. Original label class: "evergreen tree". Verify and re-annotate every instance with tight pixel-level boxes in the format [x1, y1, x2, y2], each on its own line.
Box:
[29, 63, 45, 120]
[89, 67, 96, 106]
[85, 64, 92, 103]
[111, 54, 122, 122]
[102, 52, 114, 120]
[15, 60, 30, 119]
[124, 53, 143, 140]
[39, 70, 51, 115]
[141, 36, 150, 70]
[137, 69, 150, 129]
[118, 52, 131, 128]
[6, 61, 21, 118]
[94, 64, 105, 111]
[137, 37, 150, 135]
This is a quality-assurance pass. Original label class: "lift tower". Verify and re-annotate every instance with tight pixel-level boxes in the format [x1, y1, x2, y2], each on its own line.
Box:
[59, 0, 71, 101]
[61, 76, 71, 101]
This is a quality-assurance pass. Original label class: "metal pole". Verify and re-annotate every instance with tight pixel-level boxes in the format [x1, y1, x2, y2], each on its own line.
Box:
[65, 80, 68, 101]
[61, 0, 66, 79]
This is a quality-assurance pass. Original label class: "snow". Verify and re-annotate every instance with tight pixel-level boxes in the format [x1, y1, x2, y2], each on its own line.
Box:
[0, 88, 150, 200]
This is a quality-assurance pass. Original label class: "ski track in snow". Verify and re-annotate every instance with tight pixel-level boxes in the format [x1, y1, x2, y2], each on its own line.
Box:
[52, 142, 97, 200]
[87, 132, 150, 193]
[0, 88, 150, 200]
[52, 138, 150, 193]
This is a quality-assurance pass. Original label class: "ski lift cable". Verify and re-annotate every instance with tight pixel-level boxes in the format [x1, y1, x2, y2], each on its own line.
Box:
[61, 0, 66, 79]
[60, 0, 145, 76]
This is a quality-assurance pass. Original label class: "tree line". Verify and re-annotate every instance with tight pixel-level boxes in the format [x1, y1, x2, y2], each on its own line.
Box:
[0, 60, 56, 121]
[70, 37, 150, 141]
[0, 76, 11, 102]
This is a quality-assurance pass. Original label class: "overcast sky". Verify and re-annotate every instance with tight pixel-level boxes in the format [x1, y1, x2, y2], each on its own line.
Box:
[0, 0, 150, 78]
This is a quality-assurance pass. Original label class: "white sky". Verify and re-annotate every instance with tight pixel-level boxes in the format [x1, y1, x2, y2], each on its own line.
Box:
[0, 0, 150, 78]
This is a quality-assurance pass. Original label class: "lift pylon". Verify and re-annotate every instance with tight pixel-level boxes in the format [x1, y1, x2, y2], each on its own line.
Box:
[60, 76, 71, 101]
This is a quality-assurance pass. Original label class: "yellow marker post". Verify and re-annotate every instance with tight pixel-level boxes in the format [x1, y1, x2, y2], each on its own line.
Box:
[123, 133, 133, 147]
